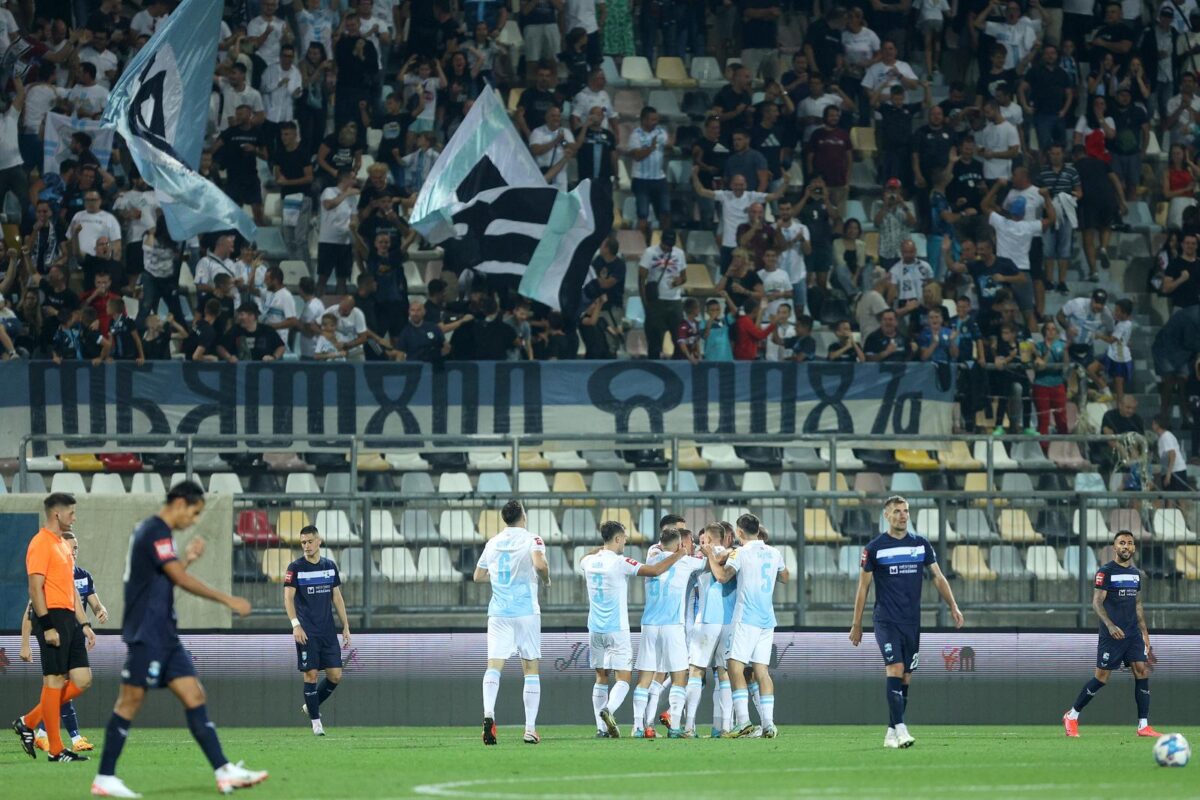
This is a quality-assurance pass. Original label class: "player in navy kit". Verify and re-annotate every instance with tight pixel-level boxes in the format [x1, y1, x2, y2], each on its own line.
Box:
[284, 525, 352, 736]
[90, 482, 268, 799]
[1062, 530, 1161, 738]
[849, 496, 963, 749]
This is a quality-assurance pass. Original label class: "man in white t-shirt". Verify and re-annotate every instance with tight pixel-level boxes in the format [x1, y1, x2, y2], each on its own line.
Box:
[66, 62, 109, 119]
[218, 65, 267, 131]
[1165, 72, 1200, 149]
[860, 40, 920, 105]
[1152, 415, 1193, 493]
[323, 295, 371, 361]
[796, 73, 853, 143]
[977, 99, 1021, 180]
[639, 230, 688, 360]
[529, 106, 578, 192]
[689, 168, 786, 271]
[888, 240, 934, 314]
[262, 45, 303, 124]
[318, 171, 359, 295]
[194, 233, 241, 304]
[0, 77, 28, 208]
[130, 0, 169, 38]
[69, 197, 123, 260]
[248, 0, 290, 68]
[257, 265, 299, 337]
[296, 277, 327, 358]
[77, 29, 118, 89]
[976, 0, 1041, 71]
[758, 249, 793, 316]
[984, 182, 1055, 332]
[356, 0, 392, 69]
[571, 69, 619, 135]
[776, 197, 812, 316]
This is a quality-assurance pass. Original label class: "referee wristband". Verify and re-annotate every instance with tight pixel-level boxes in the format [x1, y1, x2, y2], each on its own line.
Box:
[37, 614, 53, 631]
[290, 618, 301, 629]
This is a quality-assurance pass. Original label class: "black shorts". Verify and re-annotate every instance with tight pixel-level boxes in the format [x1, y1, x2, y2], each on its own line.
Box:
[1163, 472, 1192, 492]
[33, 609, 89, 676]
[297, 636, 343, 672]
[225, 179, 263, 206]
[1097, 630, 1147, 669]
[1078, 201, 1119, 231]
[122, 642, 197, 689]
[875, 622, 921, 673]
[318, 243, 353, 278]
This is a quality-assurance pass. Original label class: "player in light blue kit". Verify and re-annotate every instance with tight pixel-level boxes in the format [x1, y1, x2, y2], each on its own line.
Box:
[685, 523, 736, 736]
[580, 521, 689, 738]
[473, 500, 550, 746]
[704, 513, 789, 739]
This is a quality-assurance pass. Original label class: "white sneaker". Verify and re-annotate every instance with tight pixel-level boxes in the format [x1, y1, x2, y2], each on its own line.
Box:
[312, 719, 325, 736]
[761, 725, 778, 739]
[91, 775, 143, 798]
[744, 725, 763, 739]
[895, 728, 915, 748]
[215, 761, 269, 794]
[884, 728, 899, 748]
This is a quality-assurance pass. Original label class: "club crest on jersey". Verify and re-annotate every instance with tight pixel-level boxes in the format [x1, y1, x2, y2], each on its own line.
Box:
[533, 537, 544, 546]
[154, 538, 175, 561]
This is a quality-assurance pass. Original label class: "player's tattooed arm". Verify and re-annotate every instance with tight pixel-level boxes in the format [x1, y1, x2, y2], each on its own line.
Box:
[1092, 588, 1122, 639]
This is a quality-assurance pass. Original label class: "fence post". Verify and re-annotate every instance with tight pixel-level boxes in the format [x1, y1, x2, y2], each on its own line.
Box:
[361, 495, 373, 629]
[349, 437, 359, 494]
[670, 435, 679, 494]
[18, 436, 28, 490]
[936, 495, 948, 628]
[1077, 493, 1089, 628]
[794, 492, 806, 626]
[184, 435, 194, 483]
[511, 434, 520, 492]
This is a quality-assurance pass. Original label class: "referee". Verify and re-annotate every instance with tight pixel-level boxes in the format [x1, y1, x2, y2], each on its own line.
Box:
[11, 493, 95, 762]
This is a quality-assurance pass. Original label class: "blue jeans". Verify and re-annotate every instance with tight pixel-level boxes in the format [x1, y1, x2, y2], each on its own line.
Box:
[1031, 113, 1066, 152]
[792, 281, 808, 317]
[674, 4, 704, 57]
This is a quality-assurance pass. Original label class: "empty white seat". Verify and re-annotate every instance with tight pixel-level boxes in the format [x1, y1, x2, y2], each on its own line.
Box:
[50, 472, 87, 494]
[438, 472, 474, 495]
[517, 472, 551, 493]
[439, 510, 481, 543]
[416, 547, 461, 581]
[818, 447, 865, 470]
[477, 472, 512, 494]
[742, 471, 777, 501]
[526, 508, 565, 542]
[1026, 545, 1070, 579]
[313, 510, 359, 544]
[1072, 509, 1111, 543]
[130, 473, 166, 495]
[284, 473, 319, 494]
[207, 472, 244, 494]
[628, 471, 663, 493]
[972, 441, 1019, 470]
[916, 509, 958, 542]
[699, 445, 747, 470]
[719, 506, 752, 525]
[337, 547, 382, 581]
[366, 510, 405, 544]
[385, 451, 431, 471]
[380, 547, 420, 582]
[804, 546, 838, 576]
[620, 55, 661, 87]
[545, 449, 589, 469]
[1152, 508, 1197, 542]
[468, 448, 511, 470]
[89, 474, 126, 494]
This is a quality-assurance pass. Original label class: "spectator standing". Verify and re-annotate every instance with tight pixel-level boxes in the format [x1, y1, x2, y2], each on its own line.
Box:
[872, 86, 918, 188]
[1108, 87, 1148, 202]
[797, 73, 856, 145]
[723, 128, 771, 193]
[1162, 231, 1200, 310]
[529, 106, 579, 192]
[1166, 72, 1200, 151]
[758, 249, 792, 316]
[1032, 320, 1069, 439]
[248, 0, 291, 70]
[732, 297, 778, 360]
[628, 107, 673, 240]
[262, 44, 303, 126]
[520, 2, 562, 79]
[977, 99, 1021, 181]
[395, 301, 447, 362]
[713, 65, 755, 142]
[776, 197, 812, 316]
[1019, 43, 1075, 157]
[296, 277, 326, 359]
[888, 240, 934, 323]
[515, 62, 559, 138]
[735, 202, 784, 268]
[689, 168, 781, 271]
[1037, 143, 1082, 295]
[565, 0, 605, 67]
[139, 216, 185, 324]
[947, 136, 988, 242]
[639, 230, 687, 360]
[1074, 140, 1126, 282]
[1151, 415, 1193, 493]
[741, 0, 783, 81]
[570, 69, 618, 135]
[875, 179, 917, 267]
[111, 174, 158, 295]
[864, 309, 913, 362]
[805, 106, 852, 213]
[215, 105, 267, 227]
[318, 170, 359, 295]
[257, 266, 299, 338]
[861, 39, 920, 104]
[219, 302, 286, 362]
[271, 122, 314, 268]
[334, 14, 379, 131]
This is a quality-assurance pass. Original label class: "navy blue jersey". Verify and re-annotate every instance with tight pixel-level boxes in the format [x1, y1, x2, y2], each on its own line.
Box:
[284, 557, 341, 637]
[74, 566, 95, 601]
[122, 516, 180, 647]
[861, 533, 937, 627]
[1095, 561, 1142, 636]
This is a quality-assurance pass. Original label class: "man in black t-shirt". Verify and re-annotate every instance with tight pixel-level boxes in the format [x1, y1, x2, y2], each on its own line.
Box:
[1088, 3, 1135, 69]
[39, 266, 81, 324]
[1164, 233, 1200, 309]
[1019, 43, 1074, 156]
[741, 0, 783, 81]
[804, 6, 847, 79]
[216, 105, 266, 225]
[575, 106, 617, 184]
[713, 66, 754, 143]
[516, 62, 560, 137]
[864, 310, 914, 362]
[183, 299, 222, 361]
[219, 302, 286, 362]
[270, 122, 313, 265]
[948, 137, 987, 241]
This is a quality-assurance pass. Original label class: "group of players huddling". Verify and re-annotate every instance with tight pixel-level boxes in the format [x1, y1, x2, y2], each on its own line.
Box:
[10, 487, 1164, 798]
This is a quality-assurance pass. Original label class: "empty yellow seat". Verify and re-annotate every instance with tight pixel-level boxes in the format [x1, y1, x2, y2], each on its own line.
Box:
[666, 445, 708, 470]
[895, 449, 938, 470]
[552, 471, 592, 506]
[998, 509, 1044, 543]
[685, 263, 715, 294]
[518, 449, 551, 471]
[850, 126, 877, 154]
[277, 510, 312, 544]
[951, 545, 997, 580]
[1176, 545, 1200, 579]
[656, 56, 697, 88]
[507, 87, 523, 112]
[939, 440, 983, 470]
[354, 451, 390, 472]
[964, 472, 1005, 507]
[815, 472, 850, 493]
[478, 510, 505, 540]
[803, 509, 845, 543]
[60, 453, 103, 472]
[600, 508, 638, 539]
[261, 548, 298, 582]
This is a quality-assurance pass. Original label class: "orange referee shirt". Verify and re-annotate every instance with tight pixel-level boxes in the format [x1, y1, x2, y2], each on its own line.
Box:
[26, 528, 76, 611]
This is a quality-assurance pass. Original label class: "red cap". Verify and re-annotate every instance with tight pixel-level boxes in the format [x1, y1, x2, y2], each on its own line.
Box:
[885, 178, 901, 189]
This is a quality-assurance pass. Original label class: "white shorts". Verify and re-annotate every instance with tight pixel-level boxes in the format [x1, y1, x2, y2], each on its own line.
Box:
[589, 631, 634, 670]
[636, 624, 689, 673]
[487, 614, 542, 661]
[728, 623, 774, 666]
[523, 23, 561, 63]
[688, 623, 726, 668]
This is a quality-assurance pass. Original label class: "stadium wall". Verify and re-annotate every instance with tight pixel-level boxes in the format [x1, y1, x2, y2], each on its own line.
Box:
[0, 495, 233, 630]
[2, 631, 1198, 727]
[0, 361, 955, 456]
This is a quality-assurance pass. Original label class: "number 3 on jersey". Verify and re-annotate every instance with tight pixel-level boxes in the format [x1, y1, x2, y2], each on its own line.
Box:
[591, 572, 605, 600]
[496, 553, 512, 585]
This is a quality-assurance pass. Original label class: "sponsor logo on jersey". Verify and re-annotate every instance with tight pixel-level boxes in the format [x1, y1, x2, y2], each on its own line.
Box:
[860, 548, 867, 566]
[285, 570, 294, 583]
[1095, 571, 1105, 586]
[625, 558, 640, 567]
[533, 537, 544, 546]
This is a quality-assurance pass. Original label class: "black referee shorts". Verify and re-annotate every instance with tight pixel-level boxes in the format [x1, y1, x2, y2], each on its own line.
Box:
[33, 609, 89, 676]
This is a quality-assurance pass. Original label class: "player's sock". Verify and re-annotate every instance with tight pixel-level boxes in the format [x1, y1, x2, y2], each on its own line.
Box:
[886, 677, 905, 727]
[316, 678, 338, 706]
[731, 689, 750, 728]
[667, 685, 686, 730]
[60, 699, 80, 740]
[748, 681, 762, 722]
[608, 680, 630, 714]
[592, 684, 609, 731]
[522, 675, 540, 733]
[1071, 678, 1106, 714]
[719, 680, 732, 729]
[303, 682, 320, 720]
[631, 687, 649, 731]
[760, 694, 775, 730]
[41, 685, 64, 755]
[685, 677, 703, 732]
[711, 680, 723, 731]
[645, 681, 664, 727]
[184, 705, 229, 771]
[901, 684, 909, 713]
[97, 713, 132, 776]
[1135, 678, 1150, 724]
[23, 700, 44, 729]
[482, 668, 501, 718]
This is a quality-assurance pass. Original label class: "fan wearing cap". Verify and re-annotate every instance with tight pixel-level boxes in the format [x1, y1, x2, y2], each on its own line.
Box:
[874, 178, 917, 267]
[1072, 140, 1127, 281]
[1057, 288, 1115, 367]
[982, 178, 1055, 333]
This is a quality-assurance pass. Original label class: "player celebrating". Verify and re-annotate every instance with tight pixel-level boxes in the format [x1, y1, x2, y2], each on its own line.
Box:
[20, 531, 108, 754]
[705, 513, 788, 739]
[850, 495, 963, 749]
[284, 525, 352, 736]
[90, 482, 267, 799]
[12, 493, 96, 762]
[580, 520, 689, 738]
[626, 526, 704, 738]
[1062, 530, 1160, 738]
[685, 524, 735, 737]
[638, 514, 686, 734]
[473, 500, 550, 746]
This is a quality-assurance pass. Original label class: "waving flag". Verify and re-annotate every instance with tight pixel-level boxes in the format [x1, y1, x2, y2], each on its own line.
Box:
[412, 88, 613, 314]
[42, 113, 114, 174]
[102, 0, 256, 241]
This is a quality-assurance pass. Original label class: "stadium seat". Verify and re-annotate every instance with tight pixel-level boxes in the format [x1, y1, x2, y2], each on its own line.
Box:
[682, 507, 715, 535]
[50, 472, 87, 494]
[613, 87, 644, 119]
[591, 471, 626, 494]
[313, 510, 358, 544]
[601, 56, 627, 88]
[803, 509, 845, 543]
[233, 547, 265, 583]
[323, 473, 354, 494]
[546, 546, 575, 579]
[476, 510, 505, 541]
[476, 472, 512, 495]
[380, 547, 420, 582]
[545, 450, 589, 470]
[1073, 472, 1117, 508]
[284, 473, 319, 494]
[954, 508, 999, 542]
[950, 545, 996, 580]
[60, 453, 103, 472]
[1175, 545, 1200, 579]
[782, 447, 826, 470]
[719, 506, 752, 526]
[815, 472, 850, 494]
[852, 471, 885, 497]
[1026, 545, 1070, 579]
[850, 126, 877, 157]
[780, 472, 814, 496]
[517, 472, 551, 494]
[260, 548, 296, 582]
[803, 546, 837, 577]
[972, 441, 1018, 470]
[366, 510, 404, 544]
[1108, 509, 1148, 540]
[274, 511, 311, 544]
[666, 445, 708, 470]
[553, 471, 590, 505]
[337, 547, 381, 581]
[963, 473, 1003, 507]
[438, 472, 475, 496]
[647, 89, 686, 121]
[518, 450, 552, 471]
[1063, 545, 1100, 578]
[742, 471, 777, 496]
[98, 453, 143, 472]
[889, 472, 930, 507]
[621, 56, 662, 86]
[417, 548, 461, 581]
[208, 473, 244, 495]
[988, 545, 1029, 577]
[354, 452, 390, 472]
[894, 449, 938, 470]
[1047, 440, 1091, 471]
[468, 448, 511, 470]
[236, 511, 279, 546]
[638, 508, 659, 540]
[1011, 441, 1054, 471]
[655, 56, 697, 88]
[562, 509, 599, 542]
[279, 259, 309, 288]
[916, 509, 957, 542]
[759, 508, 797, 542]
[623, 297, 646, 329]
[0, 475, 7, 494]
[628, 471, 663, 493]
[997, 509, 1044, 543]
[439, 510, 481, 544]
[818, 447, 865, 471]
[1151, 509, 1197, 542]
[684, 262, 715, 293]
[685, 229, 718, 258]
[88, 473, 126, 494]
[690, 56, 725, 88]
[129, 473, 166, 495]
[837, 545, 861, 576]
[399, 509, 440, 544]
[1072, 509, 1112, 543]
[26, 455, 63, 472]
[699, 445, 747, 470]
[998, 472, 1036, 506]
[385, 451, 431, 471]
[264, 452, 311, 473]
[598, 508, 637, 540]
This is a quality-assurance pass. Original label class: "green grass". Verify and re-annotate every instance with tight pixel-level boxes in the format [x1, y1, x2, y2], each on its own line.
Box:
[4, 725, 1194, 799]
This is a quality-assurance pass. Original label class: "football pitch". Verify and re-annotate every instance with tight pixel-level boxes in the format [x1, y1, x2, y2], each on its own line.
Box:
[3, 725, 1194, 799]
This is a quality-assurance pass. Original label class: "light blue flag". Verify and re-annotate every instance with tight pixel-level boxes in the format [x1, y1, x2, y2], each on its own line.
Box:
[101, 0, 256, 241]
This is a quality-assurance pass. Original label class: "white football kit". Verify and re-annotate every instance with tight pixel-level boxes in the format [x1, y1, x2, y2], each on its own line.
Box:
[476, 526, 546, 660]
[726, 540, 786, 665]
[637, 549, 706, 673]
[579, 549, 643, 669]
